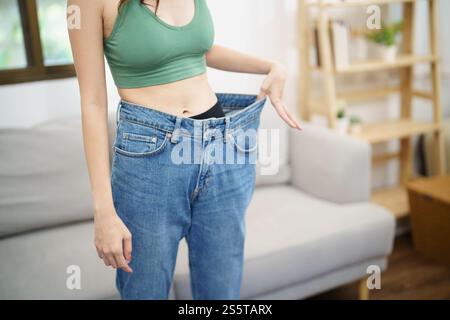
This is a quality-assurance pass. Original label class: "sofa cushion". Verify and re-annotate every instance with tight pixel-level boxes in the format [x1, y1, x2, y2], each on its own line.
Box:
[255, 163, 291, 186]
[173, 184, 395, 299]
[0, 221, 117, 299]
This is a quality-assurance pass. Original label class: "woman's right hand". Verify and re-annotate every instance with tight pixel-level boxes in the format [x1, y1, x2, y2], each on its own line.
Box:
[94, 206, 133, 273]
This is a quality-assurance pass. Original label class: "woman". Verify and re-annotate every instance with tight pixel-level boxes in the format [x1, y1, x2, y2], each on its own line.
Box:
[68, 0, 301, 300]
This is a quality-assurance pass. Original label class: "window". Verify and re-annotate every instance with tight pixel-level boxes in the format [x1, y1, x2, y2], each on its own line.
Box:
[0, 0, 75, 85]
[0, 0, 27, 70]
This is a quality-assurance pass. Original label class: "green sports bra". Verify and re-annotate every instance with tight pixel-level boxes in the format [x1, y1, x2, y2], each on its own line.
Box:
[103, 0, 214, 88]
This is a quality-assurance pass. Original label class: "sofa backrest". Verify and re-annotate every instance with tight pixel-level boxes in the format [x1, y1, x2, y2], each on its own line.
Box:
[254, 100, 291, 187]
[0, 113, 117, 238]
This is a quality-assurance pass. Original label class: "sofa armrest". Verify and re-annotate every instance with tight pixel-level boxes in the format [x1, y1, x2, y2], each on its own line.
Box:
[289, 123, 372, 204]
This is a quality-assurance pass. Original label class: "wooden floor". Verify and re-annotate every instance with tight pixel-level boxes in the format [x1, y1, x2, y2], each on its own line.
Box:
[309, 233, 450, 300]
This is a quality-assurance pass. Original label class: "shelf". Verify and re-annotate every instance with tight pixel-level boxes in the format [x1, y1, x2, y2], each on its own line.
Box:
[334, 55, 436, 74]
[338, 86, 400, 103]
[306, 0, 417, 8]
[309, 86, 428, 107]
[371, 186, 409, 219]
[350, 119, 439, 143]
[300, 0, 446, 222]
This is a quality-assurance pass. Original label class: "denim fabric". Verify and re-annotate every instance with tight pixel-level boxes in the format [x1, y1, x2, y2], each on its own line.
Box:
[110, 93, 267, 300]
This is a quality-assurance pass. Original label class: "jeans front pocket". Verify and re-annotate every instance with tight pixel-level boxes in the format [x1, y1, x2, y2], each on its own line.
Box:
[122, 132, 157, 153]
[229, 115, 260, 153]
[114, 118, 171, 158]
[229, 130, 258, 154]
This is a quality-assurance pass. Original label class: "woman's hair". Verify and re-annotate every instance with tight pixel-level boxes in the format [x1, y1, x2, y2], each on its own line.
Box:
[118, 0, 160, 13]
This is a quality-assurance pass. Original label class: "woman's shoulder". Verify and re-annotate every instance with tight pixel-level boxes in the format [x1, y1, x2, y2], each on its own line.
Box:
[68, 0, 107, 14]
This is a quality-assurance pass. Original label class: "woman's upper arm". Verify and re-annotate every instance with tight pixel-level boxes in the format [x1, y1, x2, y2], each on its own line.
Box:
[67, 0, 107, 107]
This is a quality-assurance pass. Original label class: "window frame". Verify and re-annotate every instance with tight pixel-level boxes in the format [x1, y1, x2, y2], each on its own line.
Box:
[0, 0, 75, 85]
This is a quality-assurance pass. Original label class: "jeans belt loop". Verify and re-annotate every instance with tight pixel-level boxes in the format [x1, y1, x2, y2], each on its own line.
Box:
[170, 116, 182, 144]
[224, 117, 230, 144]
[116, 101, 122, 126]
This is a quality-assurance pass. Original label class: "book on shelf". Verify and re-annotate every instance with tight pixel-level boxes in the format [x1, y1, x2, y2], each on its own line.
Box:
[312, 19, 351, 70]
[330, 20, 350, 70]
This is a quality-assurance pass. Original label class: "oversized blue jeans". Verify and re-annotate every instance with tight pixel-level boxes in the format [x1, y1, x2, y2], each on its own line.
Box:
[110, 93, 267, 299]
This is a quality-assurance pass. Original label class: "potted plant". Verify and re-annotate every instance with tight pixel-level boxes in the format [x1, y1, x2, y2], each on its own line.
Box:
[336, 108, 349, 134]
[366, 20, 403, 63]
[349, 115, 363, 134]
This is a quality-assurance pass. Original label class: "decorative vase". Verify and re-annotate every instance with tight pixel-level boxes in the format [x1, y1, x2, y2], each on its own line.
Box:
[372, 43, 398, 63]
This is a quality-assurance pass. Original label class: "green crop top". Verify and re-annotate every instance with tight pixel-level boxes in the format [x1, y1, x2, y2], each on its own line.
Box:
[103, 0, 214, 88]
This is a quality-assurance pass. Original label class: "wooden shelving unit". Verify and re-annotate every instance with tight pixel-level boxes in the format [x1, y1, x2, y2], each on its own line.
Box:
[298, 0, 446, 218]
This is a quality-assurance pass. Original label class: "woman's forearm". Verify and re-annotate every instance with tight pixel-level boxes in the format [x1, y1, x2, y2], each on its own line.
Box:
[205, 44, 300, 130]
[81, 103, 115, 216]
[205, 44, 280, 75]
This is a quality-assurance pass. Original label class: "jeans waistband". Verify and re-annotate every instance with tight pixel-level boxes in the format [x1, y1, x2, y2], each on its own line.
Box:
[116, 93, 267, 141]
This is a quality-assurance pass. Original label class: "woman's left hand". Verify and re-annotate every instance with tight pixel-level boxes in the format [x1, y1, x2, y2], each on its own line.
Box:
[257, 62, 302, 130]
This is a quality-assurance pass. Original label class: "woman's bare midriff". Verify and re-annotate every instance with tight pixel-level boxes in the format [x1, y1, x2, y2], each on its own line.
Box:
[118, 72, 219, 117]
[102, 2, 218, 117]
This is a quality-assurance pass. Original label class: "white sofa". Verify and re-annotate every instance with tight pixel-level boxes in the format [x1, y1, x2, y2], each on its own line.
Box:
[0, 108, 395, 299]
